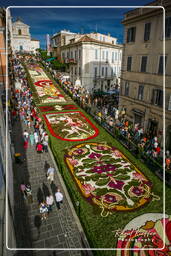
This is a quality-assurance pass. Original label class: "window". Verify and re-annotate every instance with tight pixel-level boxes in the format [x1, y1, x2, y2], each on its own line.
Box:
[62, 52, 65, 59]
[94, 67, 98, 77]
[168, 95, 171, 110]
[75, 50, 77, 60]
[144, 23, 151, 41]
[127, 27, 136, 42]
[105, 67, 108, 77]
[79, 67, 81, 76]
[18, 29, 22, 35]
[103, 37, 105, 42]
[71, 51, 73, 59]
[112, 52, 114, 63]
[95, 49, 98, 60]
[137, 85, 144, 100]
[79, 49, 81, 59]
[102, 67, 104, 76]
[111, 67, 113, 76]
[151, 89, 163, 107]
[115, 52, 118, 61]
[67, 52, 69, 58]
[125, 81, 129, 96]
[127, 56, 132, 71]
[140, 56, 148, 72]
[106, 51, 108, 60]
[158, 55, 167, 74]
[102, 51, 105, 60]
[114, 66, 116, 74]
[166, 17, 171, 38]
[75, 67, 77, 75]
[19, 45, 23, 51]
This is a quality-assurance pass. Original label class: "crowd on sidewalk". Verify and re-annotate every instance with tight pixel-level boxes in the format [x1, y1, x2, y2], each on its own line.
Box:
[11, 55, 64, 222]
[54, 72, 168, 167]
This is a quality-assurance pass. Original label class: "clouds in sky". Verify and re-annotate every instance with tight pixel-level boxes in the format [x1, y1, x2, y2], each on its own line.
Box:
[7, 0, 151, 48]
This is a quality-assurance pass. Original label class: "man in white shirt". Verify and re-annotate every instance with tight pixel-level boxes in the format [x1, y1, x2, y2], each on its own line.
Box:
[55, 188, 63, 209]
[47, 167, 55, 183]
[23, 130, 29, 141]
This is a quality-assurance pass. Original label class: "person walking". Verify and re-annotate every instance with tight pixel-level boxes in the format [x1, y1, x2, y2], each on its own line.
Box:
[43, 140, 48, 152]
[20, 182, 26, 199]
[55, 188, 63, 210]
[29, 132, 35, 146]
[46, 194, 54, 212]
[47, 166, 55, 183]
[23, 130, 29, 142]
[39, 201, 49, 220]
[34, 131, 39, 144]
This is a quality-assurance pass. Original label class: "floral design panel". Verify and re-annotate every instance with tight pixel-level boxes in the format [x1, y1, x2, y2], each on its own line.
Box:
[65, 143, 159, 214]
[27, 64, 66, 103]
[39, 104, 78, 112]
[43, 111, 99, 141]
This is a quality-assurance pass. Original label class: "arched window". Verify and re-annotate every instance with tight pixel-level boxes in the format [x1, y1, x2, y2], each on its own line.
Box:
[18, 29, 22, 35]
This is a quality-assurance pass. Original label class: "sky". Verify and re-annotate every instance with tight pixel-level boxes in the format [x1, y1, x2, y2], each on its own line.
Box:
[4, 0, 152, 49]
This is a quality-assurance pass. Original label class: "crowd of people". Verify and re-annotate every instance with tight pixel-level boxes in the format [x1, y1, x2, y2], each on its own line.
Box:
[53, 72, 167, 166]
[12, 54, 64, 222]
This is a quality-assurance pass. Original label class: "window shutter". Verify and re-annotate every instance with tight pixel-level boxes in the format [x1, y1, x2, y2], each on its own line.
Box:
[158, 90, 163, 107]
[151, 89, 155, 104]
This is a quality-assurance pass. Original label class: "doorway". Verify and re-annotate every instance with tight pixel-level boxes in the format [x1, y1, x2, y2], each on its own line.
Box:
[148, 119, 158, 138]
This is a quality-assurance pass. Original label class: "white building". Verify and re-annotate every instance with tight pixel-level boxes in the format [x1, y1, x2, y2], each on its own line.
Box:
[61, 33, 122, 93]
[51, 30, 77, 58]
[12, 18, 40, 53]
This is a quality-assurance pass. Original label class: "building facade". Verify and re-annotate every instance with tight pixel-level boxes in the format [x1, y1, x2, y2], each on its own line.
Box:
[61, 33, 122, 93]
[12, 18, 40, 53]
[0, 8, 16, 255]
[119, 0, 171, 150]
[51, 30, 77, 58]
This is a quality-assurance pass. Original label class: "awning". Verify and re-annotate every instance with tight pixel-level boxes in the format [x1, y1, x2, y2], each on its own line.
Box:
[106, 89, 119, 95]
[46, 57, 56, 62]
[132, 108, 145, 116]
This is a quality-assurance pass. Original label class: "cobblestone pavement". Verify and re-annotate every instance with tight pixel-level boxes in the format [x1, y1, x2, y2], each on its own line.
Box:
[11, 117, 90, 256]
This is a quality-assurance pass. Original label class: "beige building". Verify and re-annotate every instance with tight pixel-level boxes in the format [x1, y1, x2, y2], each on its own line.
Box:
[119, 0, 171, 150]
[61, 33, 122, 93]
[51, 30, 76, 58]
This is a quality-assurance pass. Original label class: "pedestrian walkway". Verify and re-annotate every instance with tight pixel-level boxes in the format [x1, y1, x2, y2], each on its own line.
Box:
[12, 117, 88, 255]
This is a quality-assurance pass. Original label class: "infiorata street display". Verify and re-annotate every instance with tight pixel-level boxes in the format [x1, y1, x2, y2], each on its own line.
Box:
[65, 143, 160, 216]
[43, 111, 99, 141]
[39, 104, 78, 112]
[26, 64, 66, 103]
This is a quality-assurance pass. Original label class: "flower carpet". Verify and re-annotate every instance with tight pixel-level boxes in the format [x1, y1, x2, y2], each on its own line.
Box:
[27, 64, 66, 103]
[24, 60, 168, 252]
[116, 213, 171, 255]
[39, 104, 78, 112]
[65, 143, 159, 215]
[43, 111, 99, 141]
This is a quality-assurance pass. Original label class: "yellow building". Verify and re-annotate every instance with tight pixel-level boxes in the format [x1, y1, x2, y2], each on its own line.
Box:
[119, 0, 171, 150]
